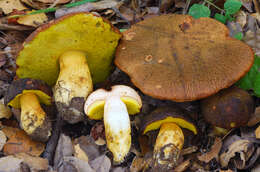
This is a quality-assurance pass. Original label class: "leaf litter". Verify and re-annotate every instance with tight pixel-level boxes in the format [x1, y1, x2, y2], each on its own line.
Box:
[0, 0, 260, 171]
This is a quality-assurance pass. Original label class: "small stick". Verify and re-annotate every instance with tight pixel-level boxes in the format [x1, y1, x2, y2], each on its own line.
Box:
[42, 114, 64, 165]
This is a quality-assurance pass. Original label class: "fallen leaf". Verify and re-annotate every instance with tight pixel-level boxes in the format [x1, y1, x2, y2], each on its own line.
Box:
[243, 30, 260, 56]
[59, 156, 95, 172]
[0, 0, 27, 14]
[89, 154, 111, 172]
[220, 139, 254, 168]
[0, 130, 7, 151]
[255, 125, 260, 139]
[3, 128, 45, 156]
[74, 144, 89, 162]
[14, 152, 48, 171]
[173, 159, 191, 172]
[54, 134, 74, 169]
[0, 155, 24, 171]
[130, 156, 145, 172]
[247, 106, 260, 126]
[0, 102, 12, 119]
[17, 11, 48, 27]
[36, 0, 70, 4]
[198, 137, 222, 163]
[90, 121, 106, 146]
[73, 136, 100, 162]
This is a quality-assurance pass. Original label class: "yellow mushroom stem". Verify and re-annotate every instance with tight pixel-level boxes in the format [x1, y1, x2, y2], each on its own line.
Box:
[54, 51, 93, 106]
[153, 122, 184, 167]
[20, 92, 46, 135]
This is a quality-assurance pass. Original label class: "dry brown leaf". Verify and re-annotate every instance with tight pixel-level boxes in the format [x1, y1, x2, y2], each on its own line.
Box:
[2, 126, 20, 138]
[59, 156, 95, 172]
[36, 0, 70, 4]
[243, 30, 260, 56]
[20, 0, 47, 9]
[0, 130, 7, 151]
[130, 156, 145, 172]
[0, 0, 27, 14]
[198, 137, 222, 163]
[74, 144, 89, 162]
[0, 102, 12, 119]
[0, 155, 24, 171]
[220, 139, 253, 168]
[173, 159, 191, 172]
[14, 153, 48, 171]
[17, 11, 48, 27]
[255, 125, 260, 139]
[247, 106, 260, 126]
[3, 128, 45, 156]
[89, 154, 111, 172]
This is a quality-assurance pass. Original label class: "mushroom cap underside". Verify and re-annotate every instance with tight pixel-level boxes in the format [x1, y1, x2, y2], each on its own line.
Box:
[16, 12, 121, 86]
[140, 106, 197, 135]
[115, 14, 254, 101]
[4, 78, 52, 108]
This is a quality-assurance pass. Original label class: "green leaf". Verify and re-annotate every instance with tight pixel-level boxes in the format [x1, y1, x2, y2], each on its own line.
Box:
[224, 0, 242, 15]
[238, 56, 260, 97]
[234, 32, 243, 40]
[188, 4, 211, 19]
[214, 13, 227, 24]
[253, 73, 260, 96]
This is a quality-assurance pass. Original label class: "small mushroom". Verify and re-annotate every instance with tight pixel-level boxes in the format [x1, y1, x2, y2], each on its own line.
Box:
[84, 85, 142, 163]
[4, 78, 52, 142]
[201, 86, 255, 130]
[16, 12, 121, 123]
[141, 106, 197, 169]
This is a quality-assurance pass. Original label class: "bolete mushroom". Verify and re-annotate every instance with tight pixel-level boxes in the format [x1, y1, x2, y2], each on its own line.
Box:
[84, 85, 142, 162]
[201, 86, 255, 130]
[4, 78, 52, 142]
[16, 12, 121, 123]
[115, 14, 254, 101]
[140, 106, 197, 169]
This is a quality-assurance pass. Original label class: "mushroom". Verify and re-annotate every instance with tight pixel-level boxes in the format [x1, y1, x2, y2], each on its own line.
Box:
[140, 106, 197, 169]
[16, 12, 121, 123]
[201, 86, 255, 131]
[4, 78, 52, 142]
[115, 14, 254, 102]
[84, 85, 142, 162]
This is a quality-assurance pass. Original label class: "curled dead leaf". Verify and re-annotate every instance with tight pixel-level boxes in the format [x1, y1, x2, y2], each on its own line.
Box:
[0, 130, 7, 151]
[3, 127, 45, 156]
[17, 11, 48, 27]
[198, 137, 222, 163]
[220, 139, 254, 169]
[0, 0, 27, 14]
[0, 102, 12, 119]
[255, 125, 260, 139]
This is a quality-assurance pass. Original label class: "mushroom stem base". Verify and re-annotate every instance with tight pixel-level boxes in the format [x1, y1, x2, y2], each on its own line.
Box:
[104, 95, 131, 163]
[20, 92, 51, 142]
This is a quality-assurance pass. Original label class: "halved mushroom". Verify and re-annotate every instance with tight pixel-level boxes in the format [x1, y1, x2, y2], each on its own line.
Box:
[84, 85, 142, 163]
[141, 106, 197, 169]
[4, 78, 52, 142]
[115, 14, 254, 102]
[201, 86, 255, 130]
[16, 12, 121, 123]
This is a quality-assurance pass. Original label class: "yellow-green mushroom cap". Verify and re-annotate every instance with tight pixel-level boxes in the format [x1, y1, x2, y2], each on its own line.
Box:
[16, 12, 122, 86]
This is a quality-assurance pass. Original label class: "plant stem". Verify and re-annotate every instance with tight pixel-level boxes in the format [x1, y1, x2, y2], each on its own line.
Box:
[204, 0, 225, 13]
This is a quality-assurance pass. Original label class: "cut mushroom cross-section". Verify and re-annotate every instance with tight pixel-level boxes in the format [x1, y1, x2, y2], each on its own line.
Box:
[84, 85, 142, 163]
[16, 12, 121, 123]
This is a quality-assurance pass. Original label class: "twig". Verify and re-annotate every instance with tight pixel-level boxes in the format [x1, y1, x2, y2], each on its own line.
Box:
[42, 114, 64, 165]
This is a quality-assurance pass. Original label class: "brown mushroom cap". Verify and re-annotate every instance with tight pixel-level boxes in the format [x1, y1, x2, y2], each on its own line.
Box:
[201, 86, 255, 129]
[4, 78, 52, 108]
[115, 14, 254, 101]
[140, 106, 197, 135]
